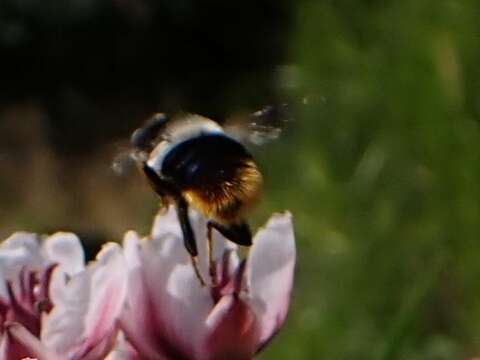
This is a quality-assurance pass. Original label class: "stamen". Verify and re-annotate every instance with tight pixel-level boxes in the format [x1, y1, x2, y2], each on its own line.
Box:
[6, 281, 40, 336]
[36, 264, 57, 312]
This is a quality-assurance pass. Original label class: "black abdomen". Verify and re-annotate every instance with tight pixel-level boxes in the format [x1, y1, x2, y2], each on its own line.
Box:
[161, 134, 252, 190]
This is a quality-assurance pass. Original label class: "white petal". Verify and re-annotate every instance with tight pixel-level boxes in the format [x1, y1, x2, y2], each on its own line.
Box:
[0, 327, 11, 359]
[121, 231, 166, 358]
[41, 269, 91, 355]
[153, 206, 238, 280]
[121, 267, 168, 360]
[164, 262, 213, 341]
[1, 232, 41, 254]
[123, 222, 213, 358]
[75, 243, 127, 358]
[140, 237, 213, 358]
[246, 212, 296, 347]
[42, 243, 127, 359]
[42, 232, 85, 276]
[0, 232, 44, 301]
[3, 322, 60, 360]
[198, 295, 258, 360]
[0, 232, 44, 276]
[151, 206, 183, 240]
[123, 231, 142, 269]
[105, 333, 143, 360]
[123, 208, 242, 358]
[75, 333, 117, 360]
[0, 266, 8, 301]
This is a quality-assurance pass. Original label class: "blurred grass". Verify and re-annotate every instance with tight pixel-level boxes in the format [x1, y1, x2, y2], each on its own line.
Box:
[258, 0, 480, 359]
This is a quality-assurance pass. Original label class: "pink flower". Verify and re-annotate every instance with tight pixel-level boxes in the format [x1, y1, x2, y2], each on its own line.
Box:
[0, 231, 127, 360]
[115, 206, 295, 360]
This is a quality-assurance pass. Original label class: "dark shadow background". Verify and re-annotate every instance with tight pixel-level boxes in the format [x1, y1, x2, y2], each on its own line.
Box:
[1, 0, 291, 152]
[0, 0, 293, 255]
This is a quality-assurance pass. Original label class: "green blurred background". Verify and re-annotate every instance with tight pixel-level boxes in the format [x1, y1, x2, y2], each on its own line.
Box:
[1, 0, 480, 359]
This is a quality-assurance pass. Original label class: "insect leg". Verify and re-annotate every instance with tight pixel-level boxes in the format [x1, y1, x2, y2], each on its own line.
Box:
[207, 220, 252, 247]
[190, 256, 205, 287]
[207, 222, 217, 284]
[176, 197, 205, 286]
[141, 165, 205, 285]
[142, 164, 176, 198]
[176, 197, 197, 256]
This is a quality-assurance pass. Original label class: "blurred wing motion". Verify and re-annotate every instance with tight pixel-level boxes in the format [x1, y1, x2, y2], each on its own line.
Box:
[112, 113, 169, 175]
[112, 103, 297, 175]
[111, 145, 138, 175]
[223, 103, 292, 147]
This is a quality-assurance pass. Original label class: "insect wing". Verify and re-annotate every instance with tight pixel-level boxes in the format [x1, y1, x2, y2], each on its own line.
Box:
[223, 104, 290, 147]
[111, 148, 137, 175]
[111, 141, 149, 176]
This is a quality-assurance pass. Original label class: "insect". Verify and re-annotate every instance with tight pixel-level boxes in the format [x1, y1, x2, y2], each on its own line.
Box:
[124, 106, 289, 285]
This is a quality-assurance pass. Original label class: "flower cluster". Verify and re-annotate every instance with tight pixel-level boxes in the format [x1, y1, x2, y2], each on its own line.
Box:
[0, 207, 295, 360]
